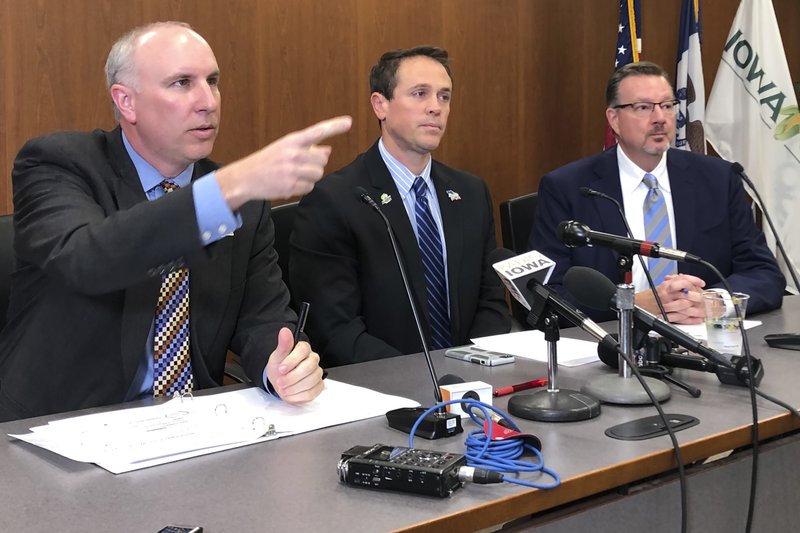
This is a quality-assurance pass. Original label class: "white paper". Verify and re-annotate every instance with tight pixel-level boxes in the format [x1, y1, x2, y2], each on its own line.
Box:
[472, 330, 600, 367]
[10, 380, 418, 474]
[675, 320, 762, 341]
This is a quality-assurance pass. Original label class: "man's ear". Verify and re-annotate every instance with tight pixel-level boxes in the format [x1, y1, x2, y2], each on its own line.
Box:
[370, 92, 388, 121]
[606, 107, 619, 138]
[110, 84, 136, 123]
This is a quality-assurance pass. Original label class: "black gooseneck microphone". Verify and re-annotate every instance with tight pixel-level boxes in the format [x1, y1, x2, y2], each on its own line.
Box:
[731, 162, 800, 291]
[558, 220, 703, 264]
[578, 187, 669, 321]
[354, 186, 462, 439]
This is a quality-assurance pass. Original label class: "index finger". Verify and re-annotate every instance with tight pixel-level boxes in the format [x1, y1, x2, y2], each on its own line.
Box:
[288, 115, 352, 148]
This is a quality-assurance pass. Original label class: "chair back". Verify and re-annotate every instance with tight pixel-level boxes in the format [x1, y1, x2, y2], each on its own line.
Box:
[0, 215, 14, 330]
[271, 201, 299, 294]
[499, 192, 538, 253]
[498, 193, 538, 326]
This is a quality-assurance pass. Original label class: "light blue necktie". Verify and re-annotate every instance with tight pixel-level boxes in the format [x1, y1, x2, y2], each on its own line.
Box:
[642, 173, 677, 285]
[412, 177, 452, 350]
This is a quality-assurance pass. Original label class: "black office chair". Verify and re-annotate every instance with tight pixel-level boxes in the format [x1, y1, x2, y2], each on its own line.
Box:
[498, 192, 538, 326]
[0, 215, 14, 332]
[271, 200, 299, 295]
[499, 192, 538, 255]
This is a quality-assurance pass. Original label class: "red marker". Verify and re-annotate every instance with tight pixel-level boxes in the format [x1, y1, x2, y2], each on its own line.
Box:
[492, 378, 548, 397]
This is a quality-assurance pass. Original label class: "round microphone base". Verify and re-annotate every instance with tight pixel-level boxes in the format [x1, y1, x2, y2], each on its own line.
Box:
[507, 389, 601, 422]
[581, 374, 671, 405]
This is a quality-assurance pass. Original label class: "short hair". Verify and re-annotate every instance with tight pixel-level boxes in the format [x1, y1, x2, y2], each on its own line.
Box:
[104, 21, 193, 119]
[369, 45, 452, 99]
[605, 61, 673, 107]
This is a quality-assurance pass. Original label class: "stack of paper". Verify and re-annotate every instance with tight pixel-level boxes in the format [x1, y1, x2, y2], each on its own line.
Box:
[10, 380, 418, 474]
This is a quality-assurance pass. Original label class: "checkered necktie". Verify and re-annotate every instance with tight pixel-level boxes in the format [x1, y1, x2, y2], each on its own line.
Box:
[642, 173, 677, 286]
[153, 180, 194, 397]
[412, 177, 452, 350]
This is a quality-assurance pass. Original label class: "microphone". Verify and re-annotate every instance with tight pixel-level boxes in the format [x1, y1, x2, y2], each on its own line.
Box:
[492, 247, 603, 421]
[492, 248, 618, 353]
[578, 186, 623, 210]
[731, 162, 800, 291]
[578, 187, 670, 322]
[355, 186, 462, 439]
[557, 220, 703, 264]
[596, 333, 717, 372]
[563, 266, 736, 369]
[437, 374, 514, 430]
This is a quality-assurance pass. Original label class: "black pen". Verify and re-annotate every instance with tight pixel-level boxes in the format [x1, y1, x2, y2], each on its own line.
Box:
[293, 301, 310, 347]
[292, 302, 327, 379]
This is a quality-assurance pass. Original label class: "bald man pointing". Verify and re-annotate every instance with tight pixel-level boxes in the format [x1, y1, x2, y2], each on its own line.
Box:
[0, 21, 351, 421]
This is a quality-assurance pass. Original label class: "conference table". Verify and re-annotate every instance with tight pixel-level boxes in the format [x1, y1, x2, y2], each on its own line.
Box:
[2, 297, 800, 533]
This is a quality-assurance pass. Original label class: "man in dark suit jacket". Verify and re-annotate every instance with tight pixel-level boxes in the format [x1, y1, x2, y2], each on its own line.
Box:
[290, 46, 510, 367]
[0, 22, 351, 421]
[530, 62, 784, 324]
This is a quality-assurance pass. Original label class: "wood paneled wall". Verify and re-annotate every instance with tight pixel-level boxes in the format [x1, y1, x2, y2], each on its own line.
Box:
[1, 0, 798, 225]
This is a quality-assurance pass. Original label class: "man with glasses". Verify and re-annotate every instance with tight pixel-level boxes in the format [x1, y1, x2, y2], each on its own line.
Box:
[529, 61, 784, 324]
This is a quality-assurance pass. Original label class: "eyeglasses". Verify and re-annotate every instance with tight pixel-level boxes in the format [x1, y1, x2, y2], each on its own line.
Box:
[613, 100, 680, 116]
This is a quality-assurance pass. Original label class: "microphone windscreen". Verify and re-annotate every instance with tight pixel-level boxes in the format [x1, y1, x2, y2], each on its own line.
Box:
[563, 266, 616, 311]
[556, 220, 570, 241]
[556, 220, 590, 247]
[597, 333, 620, 368]
[578, 187, 592, 197]
[437, 374, 465, 386]
[731, 162, 744, 174]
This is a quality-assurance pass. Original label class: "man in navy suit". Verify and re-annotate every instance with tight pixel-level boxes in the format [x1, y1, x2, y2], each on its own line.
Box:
[290, 46, 510, 367]
[530, 61, 784, 324]
[0, 22, 351, 421]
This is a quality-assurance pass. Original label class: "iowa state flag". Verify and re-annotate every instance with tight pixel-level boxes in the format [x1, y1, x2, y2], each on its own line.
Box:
[705, 0, 800, 292]
[675, 0, 705, 153]
[605, 0, 642, 149]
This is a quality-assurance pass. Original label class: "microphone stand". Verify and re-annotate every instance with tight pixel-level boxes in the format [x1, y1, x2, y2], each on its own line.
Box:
[636, 345, 702, 398]
[582, 278, 671, 405]
[356, 188, 462, 440]
[507, 283, 601, 422]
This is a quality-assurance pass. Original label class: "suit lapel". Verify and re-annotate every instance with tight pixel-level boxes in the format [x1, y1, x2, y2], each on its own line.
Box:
[431, 163, 461, 335]
[666, 149, 697, 261]
[363, 143, 431, 325]
[589, 148, 629, 237]
[105, 129, 161, 386]
[189, 160, 234, 380]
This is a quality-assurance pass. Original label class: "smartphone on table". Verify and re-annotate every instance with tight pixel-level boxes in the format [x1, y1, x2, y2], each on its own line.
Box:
[444, 345, 515, 366]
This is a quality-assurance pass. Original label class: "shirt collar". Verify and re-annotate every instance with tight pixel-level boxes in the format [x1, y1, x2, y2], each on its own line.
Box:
[122, 131, 194, 192]
[616, 145, 669, 195]
[378, 138, 433, 200]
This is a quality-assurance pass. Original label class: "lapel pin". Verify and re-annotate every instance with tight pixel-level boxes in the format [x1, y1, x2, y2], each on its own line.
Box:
[446, 190, 461, 202]
[380, 193, 392, 205]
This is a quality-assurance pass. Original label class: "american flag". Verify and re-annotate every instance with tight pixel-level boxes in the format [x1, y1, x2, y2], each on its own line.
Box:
[605, 0, 642, 149]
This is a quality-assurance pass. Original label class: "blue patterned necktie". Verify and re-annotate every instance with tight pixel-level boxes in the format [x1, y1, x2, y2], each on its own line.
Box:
[152, 180, 194, 397]
[642, 173, 677, 286]
[411, 177, 452, 350]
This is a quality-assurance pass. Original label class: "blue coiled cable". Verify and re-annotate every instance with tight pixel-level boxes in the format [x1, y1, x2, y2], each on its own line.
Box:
[408, 399, 561, 490]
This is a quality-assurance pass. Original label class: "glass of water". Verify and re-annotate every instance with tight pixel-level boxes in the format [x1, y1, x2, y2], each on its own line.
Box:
[702, 289, 750, 358]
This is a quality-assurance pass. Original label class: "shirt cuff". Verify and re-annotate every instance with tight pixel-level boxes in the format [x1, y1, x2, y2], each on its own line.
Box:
[262, 367, 279, 399]
[192, 171, 243, 245]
